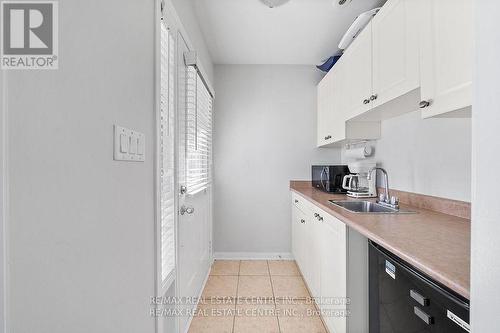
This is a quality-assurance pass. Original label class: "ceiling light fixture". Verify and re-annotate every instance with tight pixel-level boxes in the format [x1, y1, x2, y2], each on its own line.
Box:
[259, 0, 291, 8]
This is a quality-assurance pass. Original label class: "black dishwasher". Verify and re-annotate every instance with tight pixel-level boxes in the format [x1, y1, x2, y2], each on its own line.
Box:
[369, 241, 470, 333]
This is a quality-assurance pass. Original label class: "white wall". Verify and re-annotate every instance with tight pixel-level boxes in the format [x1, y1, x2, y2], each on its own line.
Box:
[4, 1, 156, 332]
[342, 110, 471, 202]
[471, 1, 500, 331]
[213, 65, 341, 255]
[170, 0, 214, 84]
[1, 67, 5, 332]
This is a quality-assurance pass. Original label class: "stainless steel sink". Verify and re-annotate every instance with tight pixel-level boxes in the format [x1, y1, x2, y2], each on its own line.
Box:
[329, 200, 415, 214]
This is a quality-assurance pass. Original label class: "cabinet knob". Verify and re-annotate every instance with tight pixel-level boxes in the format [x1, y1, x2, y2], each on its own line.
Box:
[363, 99, 370, 105]
[318, 216, 323, 221]
[294, 199, 299, 203]
[370, 94, 378, 101]
[314, 213, 319, 218]
[324, 135, 332, 140]
[300, 219, 305, 224]
[419, 100, 431, 109]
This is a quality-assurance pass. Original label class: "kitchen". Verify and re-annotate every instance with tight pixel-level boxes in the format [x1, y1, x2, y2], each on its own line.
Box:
[0, 0, 498, 333]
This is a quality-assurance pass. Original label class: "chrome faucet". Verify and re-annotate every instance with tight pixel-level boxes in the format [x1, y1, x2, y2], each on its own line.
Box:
[367, 167, 399, 209]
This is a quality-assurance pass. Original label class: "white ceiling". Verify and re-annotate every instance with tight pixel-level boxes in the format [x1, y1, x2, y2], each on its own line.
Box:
[193, 0, 386, 65]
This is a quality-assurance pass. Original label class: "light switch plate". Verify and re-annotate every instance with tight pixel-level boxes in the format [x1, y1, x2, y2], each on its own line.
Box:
[114, 125, 145, 162]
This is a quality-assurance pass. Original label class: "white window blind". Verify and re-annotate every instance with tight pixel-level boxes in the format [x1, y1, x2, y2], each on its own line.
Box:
[186, 66, 213, 195]
[160, 22, 176, 285]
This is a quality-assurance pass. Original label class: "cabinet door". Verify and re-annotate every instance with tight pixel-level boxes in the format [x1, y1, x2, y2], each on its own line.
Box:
[419, 0, 472, 118]
[317, 62, 348, 146]
[341, 22, 373, 119]
[320, 216, 347, 333]
[317, 71, 335, 146]
[372, 0, 419, 108]
[316, 75, 327, 146]
[291, 205, 301, 267]
[292, 206, 308, 276]
[306, 213, 322, 299]
[328, 60, 347, 143]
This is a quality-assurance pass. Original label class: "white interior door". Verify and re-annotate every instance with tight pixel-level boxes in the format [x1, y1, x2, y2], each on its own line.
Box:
[157, 18, 177, 333]
[176, 33, 213, 333]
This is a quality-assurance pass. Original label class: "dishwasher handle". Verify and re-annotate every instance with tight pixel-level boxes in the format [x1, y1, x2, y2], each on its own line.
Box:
[410, 289, 429, 307]
[414, 306, 434, 325]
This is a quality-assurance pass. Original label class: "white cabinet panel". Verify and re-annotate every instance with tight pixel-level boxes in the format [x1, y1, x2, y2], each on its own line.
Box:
[291, 205, 302, 268]
[317, 73, 331, 146]
[342, 22, 373, 119]
[328, 63, 347, 144]
[320, 215, 347, 333]
[371, 0, 420, 108]
[317, 65, 346, 147]
[291, 193, 313, 280]
[419, 0, 472, 118]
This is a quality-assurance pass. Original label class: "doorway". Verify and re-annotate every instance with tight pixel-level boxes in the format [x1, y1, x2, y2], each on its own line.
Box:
[156, 5, 214, 332]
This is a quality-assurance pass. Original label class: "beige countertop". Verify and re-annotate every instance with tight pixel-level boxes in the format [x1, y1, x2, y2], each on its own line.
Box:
[290, 181, 471, 300]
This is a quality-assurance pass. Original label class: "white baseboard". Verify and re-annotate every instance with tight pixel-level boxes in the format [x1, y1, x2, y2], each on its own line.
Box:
[213, 252, 294, 260]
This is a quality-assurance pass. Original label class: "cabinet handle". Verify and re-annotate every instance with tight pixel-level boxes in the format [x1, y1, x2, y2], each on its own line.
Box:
[413, 306, 433, 325]
[363, 99, 370, 105]
[300, 219, 305, 224]
[419, 100, 431, 109]
[318, 216, 323, 221]
[294, 199, 299, 203]
[370, 94, 378, 101]
[314, 213, 319, 218]
[324, 135, 332, 140]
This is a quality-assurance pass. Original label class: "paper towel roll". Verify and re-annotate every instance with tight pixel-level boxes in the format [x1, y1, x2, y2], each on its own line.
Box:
[345, 146, 372, 159]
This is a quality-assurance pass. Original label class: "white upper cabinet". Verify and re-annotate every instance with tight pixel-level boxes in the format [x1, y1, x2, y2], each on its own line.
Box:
[317, 54, 380, 148]
[316, 0, 472, 144]
[342, 22, 373, 119]
[316, 72, 330, 146]
[419, 0, 473, 118]
[317, 67, 345, 146]
[371, 0, 420, 108]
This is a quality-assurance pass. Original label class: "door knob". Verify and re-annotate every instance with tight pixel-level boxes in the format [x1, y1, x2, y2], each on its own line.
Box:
[419, 100, 431, 109]
[180, 205, 195, 215]
[180, 185, 187, 194]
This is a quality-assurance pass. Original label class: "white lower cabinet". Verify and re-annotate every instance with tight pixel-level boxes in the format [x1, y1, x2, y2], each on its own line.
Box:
[291, 194, 312, 284]
[319, 212, 347, 333]
[306, 211, 322, 299]
[291, 192, 368, 333]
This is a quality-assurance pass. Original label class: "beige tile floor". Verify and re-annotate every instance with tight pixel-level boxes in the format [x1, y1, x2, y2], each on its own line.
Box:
[188, 260, 327, 333]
